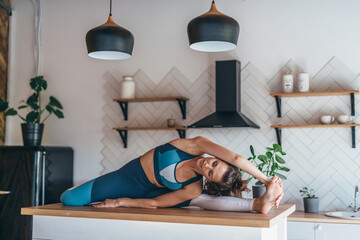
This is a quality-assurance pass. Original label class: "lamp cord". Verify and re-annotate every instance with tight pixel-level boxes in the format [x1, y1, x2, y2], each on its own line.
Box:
[109, 0, 112, 16]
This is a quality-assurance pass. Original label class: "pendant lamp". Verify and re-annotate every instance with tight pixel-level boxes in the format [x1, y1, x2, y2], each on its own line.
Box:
[86, 0, 134, 60]
[187, 0, 239, 52]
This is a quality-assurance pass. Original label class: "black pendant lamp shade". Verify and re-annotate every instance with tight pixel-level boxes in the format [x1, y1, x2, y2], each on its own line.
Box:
[86, 0, 134, 60]
[187, 1, 239, 52]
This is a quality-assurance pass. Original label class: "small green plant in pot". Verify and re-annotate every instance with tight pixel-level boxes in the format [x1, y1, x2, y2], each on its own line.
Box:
[246, 144, 290, 198]
[300, 186, 319, 213]
[0, 76, 64, 146]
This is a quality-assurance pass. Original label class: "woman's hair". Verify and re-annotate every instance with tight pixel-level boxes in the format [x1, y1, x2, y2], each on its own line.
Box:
[203, 160, 249, 197]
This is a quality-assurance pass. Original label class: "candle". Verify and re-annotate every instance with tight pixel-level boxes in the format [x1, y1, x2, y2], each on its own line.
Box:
[298, 73, 310, 92]
[282, 74, 294, 93]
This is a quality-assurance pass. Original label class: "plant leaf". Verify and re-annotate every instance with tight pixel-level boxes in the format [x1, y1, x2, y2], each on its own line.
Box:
[258, 155, 268, 163]
[280, 151, 286, 156]
[26, 112, 40, 123]
[29, 103, 40, 111]
[250, 145, 255, 157]
[0, 102, 9, 112]
[266, 151, 273, 159]
[26, 93, 38, 105]
[279, 166, 290, 172]
[5, 108, 17, 116]
[30, 76, 47, 92]
[46, 105, 54, 113]
[49, 96, 63, 109]
[275, 155, 285, 164]
[53, 109, 64, 119]
[255, 180, 263, 186]
[18, 105, 28, 109]
[266, 147, 273, 151]
[275, 172, 287, 180]
[273, 144, 282, 152]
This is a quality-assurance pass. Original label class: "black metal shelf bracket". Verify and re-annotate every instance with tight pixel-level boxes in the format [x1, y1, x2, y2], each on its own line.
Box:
[275, 96, 282, 118]
[176, 129, 186, 139]
[176, 99, 187, 119]
[275, 128, 282, 146]
[350, 93, 355, 116]
[116, 130, 128, 148]
[117, 101, 128, 120]
[352, 126, 356, 148]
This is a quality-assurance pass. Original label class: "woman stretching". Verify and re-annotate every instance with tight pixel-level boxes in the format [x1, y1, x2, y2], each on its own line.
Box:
[61, 136, 283, 213]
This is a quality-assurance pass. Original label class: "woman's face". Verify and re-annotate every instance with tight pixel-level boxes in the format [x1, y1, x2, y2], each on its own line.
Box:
[198, 157, 229, 183]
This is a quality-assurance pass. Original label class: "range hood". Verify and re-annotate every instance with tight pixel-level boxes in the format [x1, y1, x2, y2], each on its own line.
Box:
[189, 60, 260, 128]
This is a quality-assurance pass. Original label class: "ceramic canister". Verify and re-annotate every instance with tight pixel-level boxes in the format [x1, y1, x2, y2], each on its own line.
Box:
[120, 75, 135, 99]
[282, 74, 294, 93]
[298, 73, 310, 92]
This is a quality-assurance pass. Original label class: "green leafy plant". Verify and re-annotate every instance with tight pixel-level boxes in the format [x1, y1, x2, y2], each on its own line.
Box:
[0, 76, 64, 123]
[245, 144, 290, 185]
[300, 187, 317, 198]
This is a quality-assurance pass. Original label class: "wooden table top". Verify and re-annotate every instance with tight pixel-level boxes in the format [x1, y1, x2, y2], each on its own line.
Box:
[288, 211, 360, 224]
[21, 203, 295, 228]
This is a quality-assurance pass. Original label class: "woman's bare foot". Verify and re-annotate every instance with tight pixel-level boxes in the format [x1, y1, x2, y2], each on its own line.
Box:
[252, 177, 283, 213]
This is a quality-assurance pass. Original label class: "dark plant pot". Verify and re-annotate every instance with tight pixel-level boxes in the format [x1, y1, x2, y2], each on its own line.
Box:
[21, 123, 44, 146]
[252, 185, 266, 198]
[303, 197, 319, 213]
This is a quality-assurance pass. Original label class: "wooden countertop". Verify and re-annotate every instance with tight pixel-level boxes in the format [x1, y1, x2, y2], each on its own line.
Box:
[21, 203, 295, 228]
[288, 211, 360, 224]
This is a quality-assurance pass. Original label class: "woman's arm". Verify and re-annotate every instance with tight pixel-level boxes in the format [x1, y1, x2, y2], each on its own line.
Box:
[193, 136, 270, 185]
[93, 180, 202, 209]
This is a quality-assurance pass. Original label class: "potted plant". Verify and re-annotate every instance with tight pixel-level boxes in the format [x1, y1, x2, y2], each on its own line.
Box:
[0, 76, 64, 146]
[300, 186, 319, 213]
[246, 144, 290, 198]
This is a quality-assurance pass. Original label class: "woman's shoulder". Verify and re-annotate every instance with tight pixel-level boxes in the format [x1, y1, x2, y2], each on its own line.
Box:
[168, 137, 205, 156]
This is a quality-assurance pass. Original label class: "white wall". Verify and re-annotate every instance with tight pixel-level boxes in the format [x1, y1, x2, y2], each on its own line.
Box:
[7, 0, 360, 209]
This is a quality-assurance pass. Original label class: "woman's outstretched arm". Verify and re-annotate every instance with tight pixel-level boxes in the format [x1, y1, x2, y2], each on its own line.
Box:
[171, 136, 270, 185]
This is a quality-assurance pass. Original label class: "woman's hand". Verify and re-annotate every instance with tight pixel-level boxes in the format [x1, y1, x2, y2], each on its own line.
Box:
[93, 198, 124, 208]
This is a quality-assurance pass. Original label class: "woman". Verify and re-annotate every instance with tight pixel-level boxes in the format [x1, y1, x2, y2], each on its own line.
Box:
[61, 136, 283, 212]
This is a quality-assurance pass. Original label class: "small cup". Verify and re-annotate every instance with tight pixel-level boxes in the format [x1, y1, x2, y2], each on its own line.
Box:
[320, 115, 335, 124]
[337, 115, 350, 124]
[167, 118, 175, 127]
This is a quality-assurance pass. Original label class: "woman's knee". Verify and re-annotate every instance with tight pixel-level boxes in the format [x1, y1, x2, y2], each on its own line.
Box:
[60, 180, 95, 206]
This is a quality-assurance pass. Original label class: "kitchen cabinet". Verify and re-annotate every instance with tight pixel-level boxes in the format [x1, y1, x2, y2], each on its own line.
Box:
[288, 221, 360, 240]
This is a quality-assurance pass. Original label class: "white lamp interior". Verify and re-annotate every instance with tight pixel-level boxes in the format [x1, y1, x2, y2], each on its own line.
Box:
[88, 51, 131, 60]
[190, 41, 236, 52]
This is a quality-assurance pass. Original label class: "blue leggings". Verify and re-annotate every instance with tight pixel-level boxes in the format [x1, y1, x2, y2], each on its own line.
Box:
[60, 157, 190, 207]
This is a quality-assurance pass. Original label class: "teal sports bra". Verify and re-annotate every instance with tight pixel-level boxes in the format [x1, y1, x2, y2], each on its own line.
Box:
[153, 143, 203, 190]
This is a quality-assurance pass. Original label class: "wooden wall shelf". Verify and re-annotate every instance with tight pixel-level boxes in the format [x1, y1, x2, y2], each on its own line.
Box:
[271, 124, 360, 148]
[113, 97, 189, 120]
[113, 127, 188, 148]
[270, 90, 359, 118]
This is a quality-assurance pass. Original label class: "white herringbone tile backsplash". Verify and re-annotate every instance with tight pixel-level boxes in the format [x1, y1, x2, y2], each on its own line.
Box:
[102, 57, 360, 211]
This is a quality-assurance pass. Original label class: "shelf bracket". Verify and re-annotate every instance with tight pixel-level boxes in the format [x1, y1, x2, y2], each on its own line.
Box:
[350, 93, 355, 116]
[352, 126, 356, 148]
[275, 96, 281, 118]
[275, 128, 282, 146]
[176, 129, 186, 139]
[116, 130, 128, 148]
[176, 99, 187, 119]
[117, 101, 129, 120]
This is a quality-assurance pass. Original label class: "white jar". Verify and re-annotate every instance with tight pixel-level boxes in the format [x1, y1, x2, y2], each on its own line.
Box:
[298, 73, 310, 92]
[120, 75, 135, 99]
[282, 74, 294, 93]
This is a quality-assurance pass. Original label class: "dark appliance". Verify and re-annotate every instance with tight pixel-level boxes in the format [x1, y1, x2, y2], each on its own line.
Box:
[189, 60, 260, 128]
[0, 146, 73, 240]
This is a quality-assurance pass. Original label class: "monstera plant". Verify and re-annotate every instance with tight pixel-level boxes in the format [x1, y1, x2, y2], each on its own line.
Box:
[0, 76, 64, 146]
